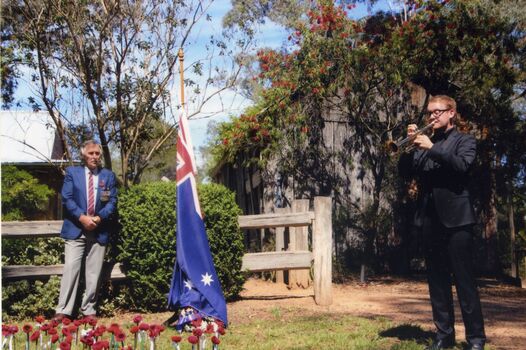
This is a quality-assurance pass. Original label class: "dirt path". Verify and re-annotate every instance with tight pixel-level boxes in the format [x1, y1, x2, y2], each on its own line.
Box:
[228, 277, 526, 350]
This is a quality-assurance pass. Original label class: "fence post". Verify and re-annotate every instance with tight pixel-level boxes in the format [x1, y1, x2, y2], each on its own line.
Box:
[275, 207, 289, 284]
[289, 199, 311, 288]
[313, 196, 332, 306]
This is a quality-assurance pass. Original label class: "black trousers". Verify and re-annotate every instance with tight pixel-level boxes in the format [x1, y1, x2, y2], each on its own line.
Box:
[423, 215, 486, 346]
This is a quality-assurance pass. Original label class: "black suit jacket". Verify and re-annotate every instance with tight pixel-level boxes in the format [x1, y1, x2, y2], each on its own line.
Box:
[399, 128, 476, 228]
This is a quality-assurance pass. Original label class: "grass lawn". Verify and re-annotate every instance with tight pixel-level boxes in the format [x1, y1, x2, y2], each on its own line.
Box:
[4, 309, 482, 350]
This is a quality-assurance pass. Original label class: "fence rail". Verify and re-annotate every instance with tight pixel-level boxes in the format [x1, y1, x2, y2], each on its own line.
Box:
[1, 196, 333, 305]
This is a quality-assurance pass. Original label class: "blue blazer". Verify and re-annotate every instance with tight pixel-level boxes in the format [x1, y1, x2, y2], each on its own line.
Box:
[60, 166, 118, 244]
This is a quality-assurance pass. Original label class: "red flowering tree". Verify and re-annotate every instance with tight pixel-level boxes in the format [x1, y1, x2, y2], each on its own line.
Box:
[210, 0, 524, 275]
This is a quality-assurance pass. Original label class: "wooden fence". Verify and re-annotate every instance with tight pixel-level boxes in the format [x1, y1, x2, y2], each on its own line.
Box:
[1, 196, 333, 306]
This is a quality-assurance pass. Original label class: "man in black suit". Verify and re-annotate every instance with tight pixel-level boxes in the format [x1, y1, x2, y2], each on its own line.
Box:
[399, 95, 485, 350]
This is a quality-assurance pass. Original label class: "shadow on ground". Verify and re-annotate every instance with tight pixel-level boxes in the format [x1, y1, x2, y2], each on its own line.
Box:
[379, 323, 434, 344]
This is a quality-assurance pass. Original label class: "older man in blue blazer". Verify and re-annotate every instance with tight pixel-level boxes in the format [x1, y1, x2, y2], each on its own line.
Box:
[54, 140, 118, 321]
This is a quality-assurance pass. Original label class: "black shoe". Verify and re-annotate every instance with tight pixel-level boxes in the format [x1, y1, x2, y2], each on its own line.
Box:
[466, 344, 484, 350]
[162, 312, 180, 328]
[425, 339, 455, 350]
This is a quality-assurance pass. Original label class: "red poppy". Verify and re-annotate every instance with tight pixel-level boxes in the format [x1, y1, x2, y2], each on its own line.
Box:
[193, 328, 203, 337]
[217, 327, 226, 335]
[9, 325, 18, 334]
[171, 335, 182, 343]
[115, 331, 126, 342]
[62, 318, 71, 326]
[2, 325, 10, 336]
[188, 335, 199, 344]
[211, 336, 221, 345]
[62, 328, 70, 336]
[81, 336, 94, 346]
[40, 324, 50, 332]
[22, 324, 33, 333]
[48, 328, 58, 335]
[148, 328, 160, 338]
[130, 326, 139, 334]
[138, 323, 149, 331]
[132, 315, 143, 324]
[108, 323, 120, 334]
[59, 341, 71, 350]
[67, 324, 77, 333]
[35, 315, 46, 324]
[205, 323, 214, 334]
[73, 320, 82, 327]
[51, 334, 60, 343]
[88, 317, 98, 327]
[29, 330, 40, 342]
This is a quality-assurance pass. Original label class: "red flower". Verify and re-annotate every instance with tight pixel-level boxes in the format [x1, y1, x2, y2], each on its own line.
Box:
[22, 324, 33, 333]
[193, 328, 203, 337]
[218, 327, 226, 335]
[188, 335, 199, 344]
[132, 315, 143, 324]
[115, 331, 126, 342]
[48, 328, 58, 335]
[205, 323, 214, 334]
[212, 336, 221, 345]
[35, 315, 46, 324]
[81, 336, 94, 346]
[130, 325, 139, 334]
[40, 324, 50, 332]
[62, 318, 71, 326]
[139, 323, 149, 331]
[88, 316, 98, 327]
[29, 330, 40, 342]
[67, 324, 77, 333]
[108, 323, 120, 334]
[59, 341, 71, 350]
[73, 320, 82, 327]
[9, 325, 18, 334]
[171, 335, 182, 343]
[51, 334, 60, 343]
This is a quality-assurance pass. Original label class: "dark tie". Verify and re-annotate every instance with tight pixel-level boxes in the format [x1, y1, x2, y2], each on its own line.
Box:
[88, 172, 95, 216]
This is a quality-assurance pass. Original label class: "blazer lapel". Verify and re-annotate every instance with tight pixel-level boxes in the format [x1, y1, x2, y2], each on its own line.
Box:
[95, 170, 104, 210]
[78, 166, 88, 211]
[440, 128, 460, 153]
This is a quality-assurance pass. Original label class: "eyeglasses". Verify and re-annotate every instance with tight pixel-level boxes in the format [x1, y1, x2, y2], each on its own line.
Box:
[424, 108, 451, 118]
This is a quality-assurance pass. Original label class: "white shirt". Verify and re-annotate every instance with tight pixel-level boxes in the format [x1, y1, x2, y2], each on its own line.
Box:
[84, 166, 99, 211]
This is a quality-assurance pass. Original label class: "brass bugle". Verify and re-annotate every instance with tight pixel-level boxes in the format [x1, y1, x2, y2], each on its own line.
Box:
[387, 122, 435, 154]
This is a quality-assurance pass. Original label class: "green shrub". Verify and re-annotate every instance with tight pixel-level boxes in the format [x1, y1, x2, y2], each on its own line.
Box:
[117, 181, 244, 311]
[1, 166, 61, 320]
[198, 183, 244, 299]
[1, 165, 54, 221]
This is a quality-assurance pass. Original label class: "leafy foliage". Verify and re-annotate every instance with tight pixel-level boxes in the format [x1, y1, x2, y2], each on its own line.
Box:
[117, 181, 244, 311]
[1, 165, 54, 221]
[209, 0, 525, 273]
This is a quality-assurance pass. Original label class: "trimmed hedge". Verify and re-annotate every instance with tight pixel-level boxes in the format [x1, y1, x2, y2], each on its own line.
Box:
[117, 181, 244, 311]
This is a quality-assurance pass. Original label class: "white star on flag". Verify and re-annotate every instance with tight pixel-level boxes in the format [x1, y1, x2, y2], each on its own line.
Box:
[201, 272, 214, 286]
[184, 279, 194, 290]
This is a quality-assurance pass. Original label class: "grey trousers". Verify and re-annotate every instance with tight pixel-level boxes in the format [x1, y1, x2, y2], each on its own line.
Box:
[55, 232, 106, 316]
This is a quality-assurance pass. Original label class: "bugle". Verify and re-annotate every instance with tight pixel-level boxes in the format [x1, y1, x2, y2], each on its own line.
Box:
[387, 122, 435, 154]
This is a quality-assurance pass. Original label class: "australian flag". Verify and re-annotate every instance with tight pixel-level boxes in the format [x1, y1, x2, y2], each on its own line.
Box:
[167, 112, 228, 327]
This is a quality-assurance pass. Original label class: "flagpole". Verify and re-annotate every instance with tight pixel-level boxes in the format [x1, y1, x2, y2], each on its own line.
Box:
[178, 48, 185, 108]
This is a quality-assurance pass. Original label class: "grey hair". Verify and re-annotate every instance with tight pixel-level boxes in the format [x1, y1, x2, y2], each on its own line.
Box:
[80, 140, 103, 156]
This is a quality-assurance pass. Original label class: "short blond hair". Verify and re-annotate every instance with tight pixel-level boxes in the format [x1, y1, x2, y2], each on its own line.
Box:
[428, 95, 457, 112]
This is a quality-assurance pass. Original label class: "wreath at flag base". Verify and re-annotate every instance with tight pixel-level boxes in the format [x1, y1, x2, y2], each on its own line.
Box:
[164, 307, 226, 350]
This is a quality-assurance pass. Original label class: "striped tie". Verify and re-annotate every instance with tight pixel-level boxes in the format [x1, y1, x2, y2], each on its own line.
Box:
[88, 171, 95, 216]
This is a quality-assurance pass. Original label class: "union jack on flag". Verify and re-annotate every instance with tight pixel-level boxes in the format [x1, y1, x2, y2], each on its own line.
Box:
[167, 112, 228, 327]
